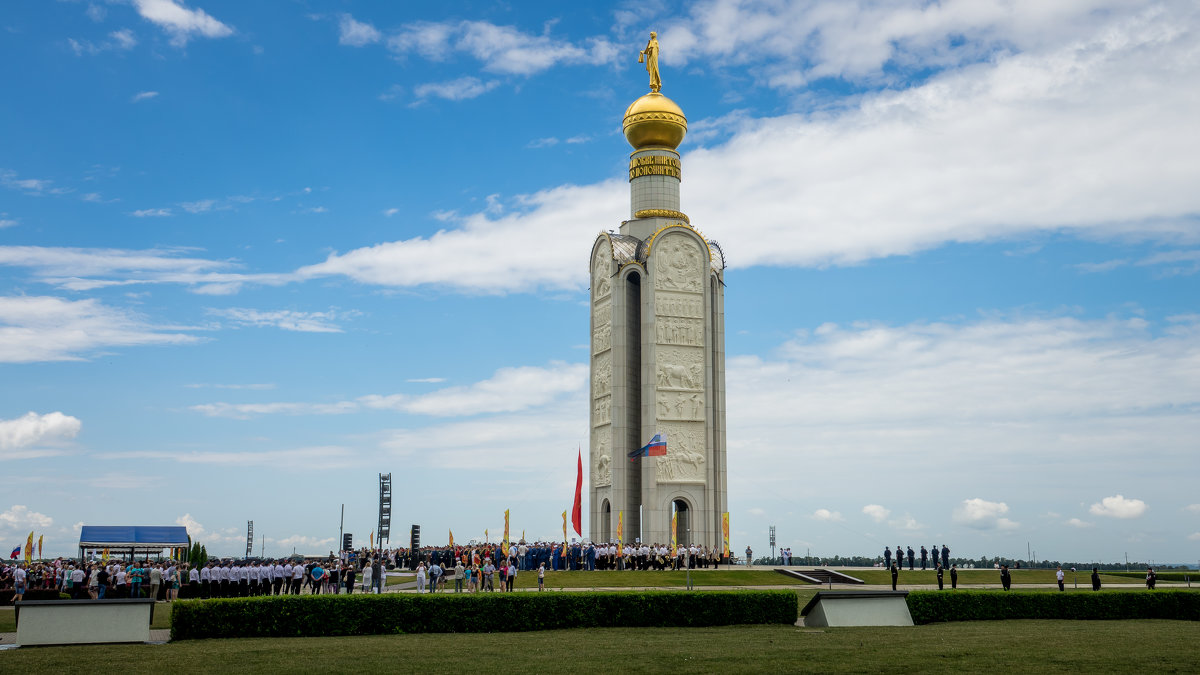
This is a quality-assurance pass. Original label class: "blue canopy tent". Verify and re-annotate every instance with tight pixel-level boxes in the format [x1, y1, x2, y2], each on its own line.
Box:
[78, 525, 190, 562]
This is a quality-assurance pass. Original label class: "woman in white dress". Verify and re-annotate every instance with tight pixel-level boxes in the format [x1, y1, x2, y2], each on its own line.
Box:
[361, 559, 373, 593]
[415, 563, 426, 594]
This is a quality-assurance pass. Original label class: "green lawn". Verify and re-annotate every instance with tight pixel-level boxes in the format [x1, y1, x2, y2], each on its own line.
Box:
[2, 620, 1196, 672]
[511, 569, 807, 589]
[843, 568, 1147, 586]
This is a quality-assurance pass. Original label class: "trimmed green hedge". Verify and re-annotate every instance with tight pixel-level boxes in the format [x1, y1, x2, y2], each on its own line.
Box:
[907, 590, 1200, 624]
[171, 590, 796, 640]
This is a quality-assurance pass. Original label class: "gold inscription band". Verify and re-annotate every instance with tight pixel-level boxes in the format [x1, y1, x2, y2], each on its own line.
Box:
[628, 155, 682, 181]
[633, 209, 690, 224]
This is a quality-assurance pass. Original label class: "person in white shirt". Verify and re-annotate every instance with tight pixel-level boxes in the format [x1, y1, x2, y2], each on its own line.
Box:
[290, 561, 304, 595]
[1057, 566, 1065, 592]
[415, 563, 426, 594]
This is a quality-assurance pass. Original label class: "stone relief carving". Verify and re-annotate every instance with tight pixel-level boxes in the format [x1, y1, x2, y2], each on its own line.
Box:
[592, 395, 611, 427]
[593, 322, 611, 354]
[656, 291, 703, 318]
[656, 390, 705, 421]
[592, 353, 612, 398]
[654, 235, 703, 293]
[594, 272, 611, 300]
[592, 433, 611, 487]
[654, 423, 706, 483]
[656, 361, 703, 391]
[655, 317, 704, 347]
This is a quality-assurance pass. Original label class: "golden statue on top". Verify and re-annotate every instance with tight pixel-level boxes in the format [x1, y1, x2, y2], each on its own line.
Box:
[638, 31, 661, 92]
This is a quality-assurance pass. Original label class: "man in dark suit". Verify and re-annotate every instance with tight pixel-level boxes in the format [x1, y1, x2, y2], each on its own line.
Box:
[906, 546, 915, 570]
[884, 546, 892, 569]
[936, 564, 944, 590]
[950, 564, 958, 589]
[1000, 564, 1011, 591]
[941, 544, 950, 569]
[890, 562, 898, 591]
[920, 546, 928, 570]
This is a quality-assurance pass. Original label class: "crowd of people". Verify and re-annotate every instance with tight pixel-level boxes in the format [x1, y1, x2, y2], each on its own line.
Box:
[882, 544, 951, 571]
[0, 560, 185, 602]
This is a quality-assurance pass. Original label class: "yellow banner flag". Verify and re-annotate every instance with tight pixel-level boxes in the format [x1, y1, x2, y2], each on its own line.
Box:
[103, 547, 110, 560]
[562, 511, 568, 555]
[484, 529, 488, 543]
[369, 530, 374, 549]
[722, 512, 730, 558]
[616, 511, 624, 557]
[671, 512, 677, 557]
[37, 535, 42, 559]
[24, 531, 33, 562]
[503, 509, 510, 557]
[449, 529, 454, 550]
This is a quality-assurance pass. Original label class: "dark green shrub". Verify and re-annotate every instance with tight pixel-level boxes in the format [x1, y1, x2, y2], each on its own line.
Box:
[171, 590, 796, 640]
[907, 590, 1200, 624]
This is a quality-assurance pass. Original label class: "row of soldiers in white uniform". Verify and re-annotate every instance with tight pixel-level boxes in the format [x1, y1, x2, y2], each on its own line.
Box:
[195, 560, 313, 598]
[593, 544, 725, 571]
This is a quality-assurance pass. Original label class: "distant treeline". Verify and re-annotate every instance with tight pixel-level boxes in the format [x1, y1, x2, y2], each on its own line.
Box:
[755, 554, 1193, 570]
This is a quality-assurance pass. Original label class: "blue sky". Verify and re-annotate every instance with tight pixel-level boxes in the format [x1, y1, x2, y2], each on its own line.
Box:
[2, 0, 1198, 563]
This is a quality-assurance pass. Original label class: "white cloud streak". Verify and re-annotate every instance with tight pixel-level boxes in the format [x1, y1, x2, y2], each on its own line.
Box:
[338, 14, 381, 46]
[300, 6, 1200, 293]
[0, 296, 198, 363]
[132, 0, 233, 46]
[386, 20, 618, 75]
[207, 307, 350, 333]
[131, 91, 159, 103]
[953, 498, 1019, 530]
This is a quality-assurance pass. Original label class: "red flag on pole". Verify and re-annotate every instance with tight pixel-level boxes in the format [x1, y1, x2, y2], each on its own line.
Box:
[572, 447, 583, 536]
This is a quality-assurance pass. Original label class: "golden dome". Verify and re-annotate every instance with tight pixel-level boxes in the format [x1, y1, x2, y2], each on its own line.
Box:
[622, 92, 687, 150]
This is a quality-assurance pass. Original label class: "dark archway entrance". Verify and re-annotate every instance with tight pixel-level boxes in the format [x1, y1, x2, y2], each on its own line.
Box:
[672, 499, 690, 547]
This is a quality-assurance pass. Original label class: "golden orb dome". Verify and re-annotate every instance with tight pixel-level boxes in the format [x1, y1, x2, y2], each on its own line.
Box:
[622, 92, 687, 150]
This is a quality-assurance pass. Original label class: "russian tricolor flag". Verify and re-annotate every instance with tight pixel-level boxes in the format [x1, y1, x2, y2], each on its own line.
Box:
[628, 432, 667, 461]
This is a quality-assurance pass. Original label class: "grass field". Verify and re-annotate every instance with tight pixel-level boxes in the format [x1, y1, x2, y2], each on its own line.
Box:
[1, 620, 1196, 672]
[841, 568, 1146, 586]
[513, 569, 807, 589]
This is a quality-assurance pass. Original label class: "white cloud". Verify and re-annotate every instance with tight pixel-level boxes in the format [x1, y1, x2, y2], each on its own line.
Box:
[338, 14, 381, 47]
[130, 208, 171, 217]
[1189, 532, 1200, 541]
[386, 20, 618, 75]
[0, 245, 290, 294]
[361, 362, 586, 417]
[1089, 494, 1148, 519]
[725, 313, 1200, 516]
[192, 362, 586, 420]
[891, 514, 925, 531]
[0, 295, 198, 363]
[189, 402, 358, 419]
[1186, 504, 1200, 514]
[180, 199, 214, 213]
[274, 534, 335, 550]
[1, 169, 71, 196]
[406, 377, 446, 384]
[0, 412, 81, 451]
[0, 505, 53, 531]
[862, 504, 890, 522]
[812, 508, 843, 522]
[175, 513, 241, 543]
[953, 498, 1019, 530]
[0, 219, 16, 228]
[208, 307, 350, 333]
[67, 29, 138, 55]
[112, 447, 354, 466]
[132, 0, 233, 46]
[662, 0, 1156, 87]
[304, 7, 1200, 293]
[1065, 518, 1092, 528]
[131, 91, 159, 103]
[746, 507, 766, 517]
[412, 77, 500, 102]
[382, 208, 399, 217]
